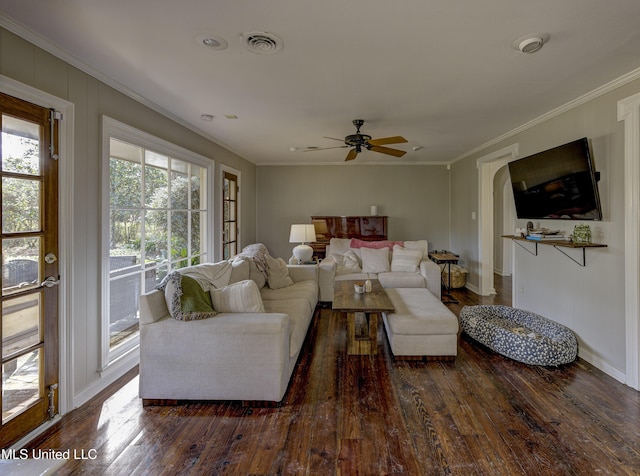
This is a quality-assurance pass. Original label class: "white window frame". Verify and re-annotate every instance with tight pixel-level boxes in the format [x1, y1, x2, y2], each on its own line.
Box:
[100, 116, 214, 370]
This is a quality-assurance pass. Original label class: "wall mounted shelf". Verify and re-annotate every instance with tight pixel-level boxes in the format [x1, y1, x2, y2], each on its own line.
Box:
[502, 235, 607, 267]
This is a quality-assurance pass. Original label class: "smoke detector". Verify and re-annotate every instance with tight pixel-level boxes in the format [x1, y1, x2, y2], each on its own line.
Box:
[513, 33, 550, 54]
[241, 31, 283, 55]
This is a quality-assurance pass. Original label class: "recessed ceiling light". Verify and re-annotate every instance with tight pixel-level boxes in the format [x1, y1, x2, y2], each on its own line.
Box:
[512, 33, 550, 54]
[195, 34, 228, 51]
[200, 114, 214, 121]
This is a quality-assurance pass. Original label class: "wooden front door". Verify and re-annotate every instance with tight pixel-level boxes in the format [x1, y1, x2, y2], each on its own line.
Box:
[0, 92, 59, 448]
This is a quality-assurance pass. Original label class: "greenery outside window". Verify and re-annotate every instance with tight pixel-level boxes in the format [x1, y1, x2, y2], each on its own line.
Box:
[101, 117, 213, 368]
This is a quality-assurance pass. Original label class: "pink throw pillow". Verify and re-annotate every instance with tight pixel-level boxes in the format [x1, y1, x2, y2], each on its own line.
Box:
[350, 238, 404, 250]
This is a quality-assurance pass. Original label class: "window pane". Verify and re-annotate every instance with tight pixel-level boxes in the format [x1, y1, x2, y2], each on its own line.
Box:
[110, 210, 142, 262]
[2, 177, 40, 233]
[190, 165, 203, 209]
[145, 210, 168, 262]
[170, 211, 189, 260]
[109, 273, 140, 348]
[2, 293, 41, 359]
[145, 164, 168, 208]
[2, 115, 40, 175]
[110, 158, 142, 208]
[2, 348, 42, 423]
[170, 172, 189, 210]
[2, 237, 40, 296]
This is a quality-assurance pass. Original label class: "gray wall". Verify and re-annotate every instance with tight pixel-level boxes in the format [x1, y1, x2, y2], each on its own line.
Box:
[256, 164, 451, 260]
[0, 27, 257, 405]
[451, 76, 640, 378]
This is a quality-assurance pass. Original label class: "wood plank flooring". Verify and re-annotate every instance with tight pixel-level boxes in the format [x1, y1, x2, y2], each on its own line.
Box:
[22, 275, 640, 475]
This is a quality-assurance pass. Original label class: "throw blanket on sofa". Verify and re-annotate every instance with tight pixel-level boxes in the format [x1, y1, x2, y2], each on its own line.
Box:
[238, 243, 270, 279]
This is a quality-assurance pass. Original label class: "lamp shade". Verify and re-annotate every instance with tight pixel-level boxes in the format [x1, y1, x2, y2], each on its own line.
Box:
[289, 224, 316, 244]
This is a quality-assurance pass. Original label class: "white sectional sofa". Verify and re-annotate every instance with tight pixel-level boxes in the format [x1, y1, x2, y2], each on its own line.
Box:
[318, 238, 442, 302]
[139, 247, 318, 405]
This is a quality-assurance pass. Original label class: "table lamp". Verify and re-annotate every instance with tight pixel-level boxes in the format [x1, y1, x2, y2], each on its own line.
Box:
[289, 224, 316, 264]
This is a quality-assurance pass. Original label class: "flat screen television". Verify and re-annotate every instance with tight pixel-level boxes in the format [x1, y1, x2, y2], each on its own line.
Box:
[508, 138, 602, 220]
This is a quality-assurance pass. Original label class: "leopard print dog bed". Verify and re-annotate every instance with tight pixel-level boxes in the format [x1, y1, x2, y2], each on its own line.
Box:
[459, 305, 577, 366]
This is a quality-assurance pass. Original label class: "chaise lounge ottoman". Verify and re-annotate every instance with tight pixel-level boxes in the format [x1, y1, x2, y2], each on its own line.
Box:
[382, 288, 459, 360]
[459, 305, 577, 366]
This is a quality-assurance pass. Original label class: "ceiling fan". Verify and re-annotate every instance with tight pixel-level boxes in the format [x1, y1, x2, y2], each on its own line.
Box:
[307, 119, 408, 161]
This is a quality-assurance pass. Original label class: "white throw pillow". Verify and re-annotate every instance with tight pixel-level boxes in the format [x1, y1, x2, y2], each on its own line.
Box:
[403, 240, 429, 259]
[210, 279, 265, 313]
[328, 238, 353, 257]
[361, 247, 390, 274]
[229, 256, 250, 284]
[391, 245, 423, 272]
[267, 255, 294, 289]
[335, 249, 362, 275]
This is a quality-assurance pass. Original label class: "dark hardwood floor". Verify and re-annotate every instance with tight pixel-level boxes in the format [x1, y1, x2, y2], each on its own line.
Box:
[23, 275, 640, 475]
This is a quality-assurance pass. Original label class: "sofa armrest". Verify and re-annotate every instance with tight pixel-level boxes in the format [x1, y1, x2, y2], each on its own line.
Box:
[420, 259, 442, 300]
[140, 289, 169, 325]
[287, 264, 318, 283]
[318, 256, 337, 301]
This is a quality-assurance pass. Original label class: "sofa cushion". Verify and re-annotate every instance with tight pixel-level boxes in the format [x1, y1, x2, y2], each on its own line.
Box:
[350, 238, 403, 250]
[361, 247, 390, 274]
[260, 279, 319, 311]
[385, 288, 458, 335]
[266, 255, 294, 289]
[159, 271, 218, 321]
[210, 279, 265, 313]
[403, 240, 429, 259]
[263, 298, 313, 357]
[378, 272, 426, 289]
[391, 245, 423, 273]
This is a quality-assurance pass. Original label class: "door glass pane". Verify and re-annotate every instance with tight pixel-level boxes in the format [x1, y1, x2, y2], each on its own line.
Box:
[2, 348, 42, 424]
[2, 177, 41, 233]
[171, 211, 188, 260]
[145, 163, 168, 208]
[110, 210, 142, 263]
[170, 171, 189, 210]
[2, 237, 41, 295]
[145, 210, 168, 263]
[2, 293, 41, 358]
[2, 114, 40, 175]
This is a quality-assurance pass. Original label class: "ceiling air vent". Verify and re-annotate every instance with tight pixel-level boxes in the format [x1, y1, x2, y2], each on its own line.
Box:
[241, 31, 283, 55]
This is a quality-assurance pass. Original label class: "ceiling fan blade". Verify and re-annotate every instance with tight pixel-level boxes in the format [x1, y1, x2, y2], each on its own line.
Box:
[369, 145, 407, 157]
[345, 149, 358, 161]
[323, 136, 346, 142]
[303, 145, 348, 152]
[367, 136, 408, 146]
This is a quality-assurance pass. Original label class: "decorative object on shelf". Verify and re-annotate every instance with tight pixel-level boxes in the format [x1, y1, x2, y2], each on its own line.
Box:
[370, 205, 378, 216]
[289, 224, 316, 264]
[572, 223, 592, 244]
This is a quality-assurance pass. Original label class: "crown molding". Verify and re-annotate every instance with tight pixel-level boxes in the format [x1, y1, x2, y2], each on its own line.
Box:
[452, 66, 640, 164]
[0, 13, 253, 163]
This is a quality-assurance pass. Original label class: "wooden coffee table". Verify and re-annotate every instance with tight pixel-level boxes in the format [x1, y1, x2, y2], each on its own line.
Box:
[332, 279, 395, 355]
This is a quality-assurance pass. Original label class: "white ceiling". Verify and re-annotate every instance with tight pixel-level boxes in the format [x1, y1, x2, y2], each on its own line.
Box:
[2, 0, 640, 165]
